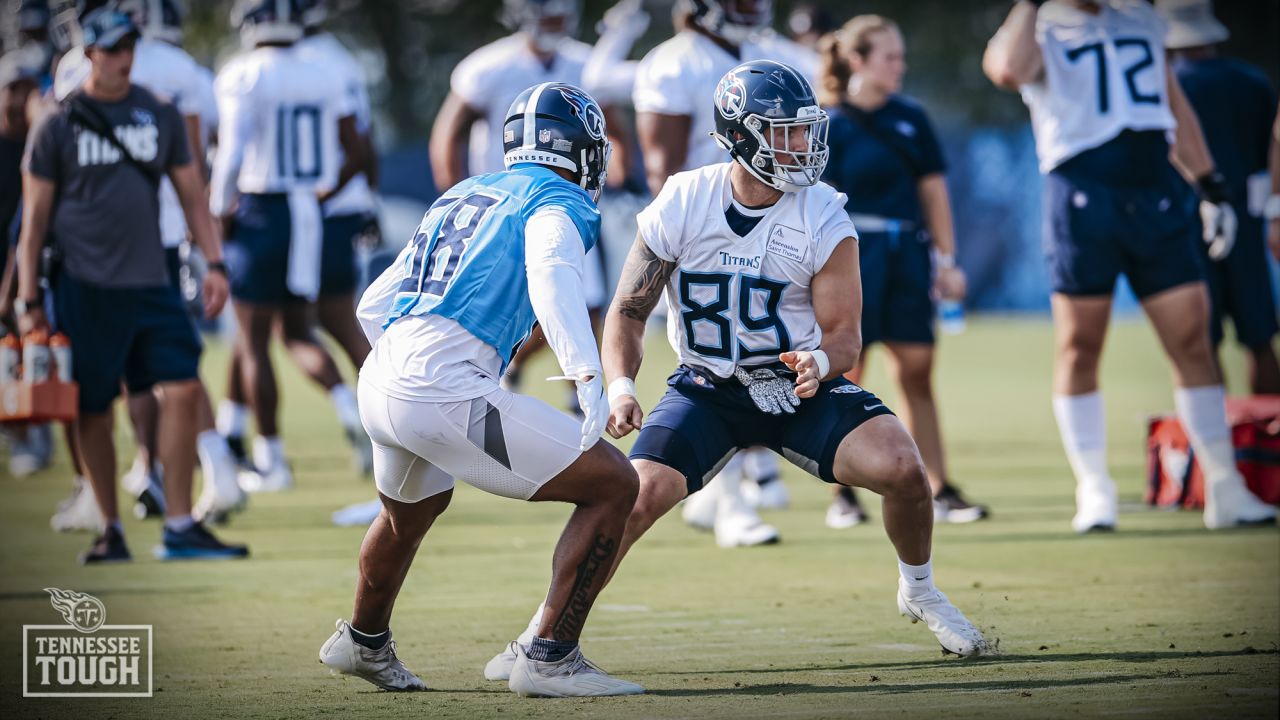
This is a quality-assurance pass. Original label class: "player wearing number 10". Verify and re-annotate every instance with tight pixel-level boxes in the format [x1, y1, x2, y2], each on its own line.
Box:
[318, 82, 645, 698]
[984, 0, 1276, 531]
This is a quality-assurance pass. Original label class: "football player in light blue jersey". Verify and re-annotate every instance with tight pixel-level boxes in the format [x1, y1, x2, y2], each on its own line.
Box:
[319, 83, 644, 698]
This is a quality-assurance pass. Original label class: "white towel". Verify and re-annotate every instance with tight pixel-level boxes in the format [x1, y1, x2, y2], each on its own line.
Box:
[286, 188, 324, 301]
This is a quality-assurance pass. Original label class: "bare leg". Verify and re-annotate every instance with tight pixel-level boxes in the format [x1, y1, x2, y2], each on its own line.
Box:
[1246, 343, 1280, 395]
[234, 301, 280, 437]
[1142, 283, 1220, 388]
[884, 342, 947, 495]
[278, 303, 344, 390]
[226, 346, 246, 406]
[601, 460, 689, 587]
[126, 389, 159, 475]
[156, 379, 202, 519]
[315, 293, 370, 371]
[351, 490, 454, 634]
[1051, 293, 1111, 396]
[76, 412, 118, 524]
[526, 441, 638, 643]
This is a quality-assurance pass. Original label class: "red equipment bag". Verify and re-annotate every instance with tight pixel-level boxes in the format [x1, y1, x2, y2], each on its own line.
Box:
[1146, 395, 1280, 509]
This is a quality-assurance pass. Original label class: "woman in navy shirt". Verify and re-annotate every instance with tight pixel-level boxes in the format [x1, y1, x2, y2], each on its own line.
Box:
[818, 15, 987, 526]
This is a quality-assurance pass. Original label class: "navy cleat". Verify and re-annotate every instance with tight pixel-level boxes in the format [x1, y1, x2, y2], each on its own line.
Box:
[133, 476, 167, 520]
[80, 526, 132, 565]
[154, 522, 249, 561]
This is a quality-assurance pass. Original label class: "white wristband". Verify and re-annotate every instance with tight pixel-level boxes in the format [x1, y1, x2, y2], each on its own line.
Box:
[936, 253, 956, 269]
[811, 349, 830, 380]
[608, 377, 637, 403]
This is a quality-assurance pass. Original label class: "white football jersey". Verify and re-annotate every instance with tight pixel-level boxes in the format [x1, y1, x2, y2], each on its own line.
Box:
[633, 31, 782, 172]
[296, 32, 375, 217]
[450, 34, 592, 176]
[54, 39, 207, 248]
[194, 65, 219, 142]
[636, 163, 857, 379]
[1020, 0, 1176, 173]
[211, 45, 355, 205]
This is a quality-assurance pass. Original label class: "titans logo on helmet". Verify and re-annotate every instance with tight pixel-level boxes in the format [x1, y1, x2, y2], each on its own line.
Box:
[715, 72, 747, 120]
[557, 86, 605, 141]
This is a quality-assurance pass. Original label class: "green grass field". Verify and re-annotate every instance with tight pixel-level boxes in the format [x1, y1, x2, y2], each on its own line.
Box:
[2, 316, 1277, 719]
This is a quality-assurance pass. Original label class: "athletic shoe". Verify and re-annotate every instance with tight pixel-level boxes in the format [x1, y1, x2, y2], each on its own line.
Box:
[1072, 477, 1117, 533]
[319, 619, 427, 691]
[484, 607, 542, 681]
[743, 476, 790, 510]
[238, 465, 294, 493]
[51, 479, 103, 533]
[680, 483, 719, 532]
[8, 423, 53, 478]
[897, 584, 988, 657]
[346, 426, 374, 477]
[194, 454, 248, 525]
[1203, 475, 1277, 530]
[132, 473, 167, 521]
[80, 526, 131, 565]
[153, 522, 249, 561]
[714, 498, 780, 548]
[331, 499, 384, 527]
[508, 642, 644, 697]
[933, 483, 989, 524]
[825, 489, 869, 529]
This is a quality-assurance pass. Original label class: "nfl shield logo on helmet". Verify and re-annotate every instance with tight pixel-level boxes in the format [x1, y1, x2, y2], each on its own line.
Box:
[539, 128, 552, 144]
[715, 72, 747, 120]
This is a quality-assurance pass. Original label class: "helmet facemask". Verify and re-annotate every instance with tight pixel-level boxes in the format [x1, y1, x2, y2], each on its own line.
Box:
[686, 0, 772, 44]
[717, 106, 829, 193]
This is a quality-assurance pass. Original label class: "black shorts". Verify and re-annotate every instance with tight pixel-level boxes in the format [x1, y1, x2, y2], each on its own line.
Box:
[630, 365, 896, 494]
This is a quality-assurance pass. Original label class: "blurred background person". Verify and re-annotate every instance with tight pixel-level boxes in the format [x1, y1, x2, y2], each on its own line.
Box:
[785, 2, 835, 53]
[818, 14, 990, 529]
[210, 0, 369, 495]
[16, 8, 246, 562]
[1158, 0, 1279, 394]
[1269, 101, 1280, 262]
[984, 0, 1274, 531]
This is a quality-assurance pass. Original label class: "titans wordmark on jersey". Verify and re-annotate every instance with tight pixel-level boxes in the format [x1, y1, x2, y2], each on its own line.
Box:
[1021, 0, 1176, 172]
[637, 163, 857, 379]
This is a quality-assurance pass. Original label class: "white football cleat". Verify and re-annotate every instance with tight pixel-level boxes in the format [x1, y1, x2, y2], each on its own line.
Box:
[484, 605, 542, 681]
[331, 498, 384, 527]
[680, 483, 719, 531]
[319, 619, 426, 691]
[508, 642, 644, 697]
[714, 501, 780, 548]
[50, 479, 102, 533]
[238, 465, 294, 494]
[825, 493, 869, 529]
[743, 478, 790, 510]
[1204, 475, 1277, 529]
[897, 585, 988, 657]
[1071, 477, 1117, 533]
[195, 453, 247, 524]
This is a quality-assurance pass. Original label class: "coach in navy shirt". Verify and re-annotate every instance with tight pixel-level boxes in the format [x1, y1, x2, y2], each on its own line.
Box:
[818, 14, 987, 527]
[1160, 0, 1279, 393]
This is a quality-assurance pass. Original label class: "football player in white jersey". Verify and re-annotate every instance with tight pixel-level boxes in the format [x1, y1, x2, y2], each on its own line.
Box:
[984, 0, 1275, 530]
[486, 62, 988, 678]
[429, 0, 626, 416]
[210, 0, 369, 493]
[50, 0, 245, 526]
[633, 0, 790, 546]
[319, 82, 644, 697]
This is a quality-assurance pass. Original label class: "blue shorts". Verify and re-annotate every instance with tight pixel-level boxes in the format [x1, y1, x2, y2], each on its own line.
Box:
[1201, 214, 1278, 348]
[1043, 165, 1204, 299]
[321, 213, 372, 297]
[224, 193, 303, 305]
[52, 272, 201, 414]
[630, 365, 896, 494]
[859, 226, 934, 346]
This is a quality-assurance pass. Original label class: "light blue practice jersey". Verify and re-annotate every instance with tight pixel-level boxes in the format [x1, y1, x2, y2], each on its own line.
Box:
[384, 164, 601, 368]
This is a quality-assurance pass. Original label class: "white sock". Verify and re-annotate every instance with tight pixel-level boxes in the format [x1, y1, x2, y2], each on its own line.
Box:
[1052, 392, 1111, 487]
[899, 558, 935, 596]
[742, 447, 780, 482]
[197, 429, 231, 470]
[217, 400, 248, 437]
[1173, 385, 1238, 485]
[253, 436, 286, 472]
[164, 514, 195, 533]
[330, 384, 361, 431]
[714, 454, 750, 515]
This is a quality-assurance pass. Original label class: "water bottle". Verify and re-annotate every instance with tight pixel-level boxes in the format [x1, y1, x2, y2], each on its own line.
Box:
[22, 329, 50, 383]
[50, 332, 73, 383]
[0, 333, 20, 382]
[938, 300, 966, 335]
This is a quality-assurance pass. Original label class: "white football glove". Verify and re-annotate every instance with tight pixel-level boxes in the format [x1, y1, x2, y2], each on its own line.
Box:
[1196, 172, 1237, 261]
[551, 373, 606, 451]
[599, 0, 650, 41]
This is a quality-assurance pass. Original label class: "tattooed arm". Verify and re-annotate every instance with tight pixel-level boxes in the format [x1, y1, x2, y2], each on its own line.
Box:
[603, 234, 675, 438]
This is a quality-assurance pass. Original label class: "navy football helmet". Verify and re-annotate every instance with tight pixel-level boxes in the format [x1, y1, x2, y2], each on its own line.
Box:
[678, 0, 772, 44]
[711, 60, 829, 193]
[231, 0, 302, 47]
[116, 0, 184, 44]
[503, 82, 611, 203]
[502, 0, 581, 53]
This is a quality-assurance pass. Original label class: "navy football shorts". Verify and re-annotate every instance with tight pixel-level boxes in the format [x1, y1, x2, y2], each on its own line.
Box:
[52, 272, 201, 414]
[1200, 214, 1278, 348]
[1042, 166, 1204, 299]
[224, 193, 303, 305]
[630, 365, 896, 495]
[320, 213, 373, 297]
[859, 227, 935, 346]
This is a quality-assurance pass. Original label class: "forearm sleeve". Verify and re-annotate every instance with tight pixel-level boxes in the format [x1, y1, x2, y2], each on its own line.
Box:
[524, 209, 603, 379]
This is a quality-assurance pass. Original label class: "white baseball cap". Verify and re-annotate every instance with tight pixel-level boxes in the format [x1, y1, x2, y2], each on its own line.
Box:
[1156, 0, 1229, 50]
